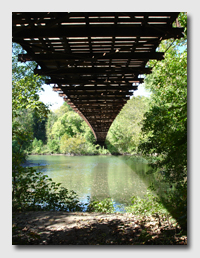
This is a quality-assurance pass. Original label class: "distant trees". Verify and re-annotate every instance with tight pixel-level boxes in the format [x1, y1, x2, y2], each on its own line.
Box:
[106, 96, 150, 154]
[44, 102, 96, 155]
[27, 96, 149, 155]
[11, 42, 153, 157]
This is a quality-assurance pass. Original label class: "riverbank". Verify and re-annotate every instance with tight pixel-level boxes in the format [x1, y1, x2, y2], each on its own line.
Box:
[29, 152, 125, 156]
[12, 211, 187, 245]
[22, 153, 148, 169]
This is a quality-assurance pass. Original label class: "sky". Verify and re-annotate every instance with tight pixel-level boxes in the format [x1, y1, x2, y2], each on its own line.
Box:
[39, 83, 151, 111]
[39, 84, 64, 111]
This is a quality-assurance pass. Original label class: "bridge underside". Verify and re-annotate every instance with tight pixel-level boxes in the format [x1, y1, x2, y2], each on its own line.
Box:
[12, 12, 183, 144]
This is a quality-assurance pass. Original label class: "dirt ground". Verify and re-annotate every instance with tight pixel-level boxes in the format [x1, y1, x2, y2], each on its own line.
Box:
[12, 211, 187, 245]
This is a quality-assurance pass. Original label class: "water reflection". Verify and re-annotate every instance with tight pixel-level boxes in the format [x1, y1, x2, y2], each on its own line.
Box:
[28, 155, 151, 210]
[107, 157, 148, 205]
[90, 158, 110, 200]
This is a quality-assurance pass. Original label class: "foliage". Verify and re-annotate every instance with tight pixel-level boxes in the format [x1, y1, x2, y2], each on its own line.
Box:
[28, 92, 149, 155]
[12, 165, 83, 212]
[47, 139, 60, 154]
[12, 14, 187, 235]
[44, 103, 105, 155]
[60, 134, 87, 155]
[141, 37, 187, 182]
[46, 111, 58, 140]
[176, 12, 187, 38]
[106, 96, 150, 154]
[126, 190, 169, 216]
[12, 76, 48, 119]
[31, 138, 45, 154]
[32, 110, 47, 143]
[97, 145, 110, 155]
[87, 198, 115, 213]
[12, 43, 49, 163]
[12, 109, 34, 160]
[17, 90, 150, 156]
[51, 112, 83, 139]
[12, 43, 48, 122]
[139, 12, 187, 229]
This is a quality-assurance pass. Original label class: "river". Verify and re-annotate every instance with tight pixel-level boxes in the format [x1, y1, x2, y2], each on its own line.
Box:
[27, 155, 152, 211]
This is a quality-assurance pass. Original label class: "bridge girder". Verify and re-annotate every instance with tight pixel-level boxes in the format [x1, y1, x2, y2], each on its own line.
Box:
[12, 12, 184, 144]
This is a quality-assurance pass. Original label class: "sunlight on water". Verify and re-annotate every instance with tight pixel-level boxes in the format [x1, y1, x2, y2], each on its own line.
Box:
[28, 155, 151, 211]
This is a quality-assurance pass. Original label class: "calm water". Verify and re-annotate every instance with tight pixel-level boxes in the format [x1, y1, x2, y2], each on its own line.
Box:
[27, 155, 152, 211]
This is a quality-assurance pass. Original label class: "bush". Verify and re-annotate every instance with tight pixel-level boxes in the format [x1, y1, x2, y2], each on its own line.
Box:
[125, 190, 169, 216]
[87, 198, 115, 213]
[12, 165, 84, 212]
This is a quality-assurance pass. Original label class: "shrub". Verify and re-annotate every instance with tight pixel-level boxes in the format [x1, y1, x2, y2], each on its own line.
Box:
[125, 190, 169, 216]
[87, 198, 115, 213]
[12, 165, 84, 212]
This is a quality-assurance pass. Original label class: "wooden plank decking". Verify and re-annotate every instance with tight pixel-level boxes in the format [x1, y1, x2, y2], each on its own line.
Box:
[12, 12, 184, 144]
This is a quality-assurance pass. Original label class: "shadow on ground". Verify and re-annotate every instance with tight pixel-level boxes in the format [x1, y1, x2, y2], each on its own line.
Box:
[12, 211, 187, 245]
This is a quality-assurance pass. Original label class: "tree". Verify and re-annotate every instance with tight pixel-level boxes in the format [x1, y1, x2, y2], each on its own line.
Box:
[12, 43, 49, 163]
[60, 134, 87, 155]
[106, 96, 150, 154]
[32, 110, 48, 143]
[12, 45, 83, 215]
[45, 102, 97, 154]
[139, 13, 187, 229]
[50, 112, 83, 139]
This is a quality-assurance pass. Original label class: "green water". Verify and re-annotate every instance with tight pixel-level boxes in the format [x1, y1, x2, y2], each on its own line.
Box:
[27, 155, 151, 211]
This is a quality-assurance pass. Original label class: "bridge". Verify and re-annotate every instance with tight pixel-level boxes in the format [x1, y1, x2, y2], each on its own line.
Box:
[12, 12, 184, 146]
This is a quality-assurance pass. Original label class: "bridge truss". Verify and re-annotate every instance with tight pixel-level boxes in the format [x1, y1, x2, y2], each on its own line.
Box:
[12, 12, 184, 145]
